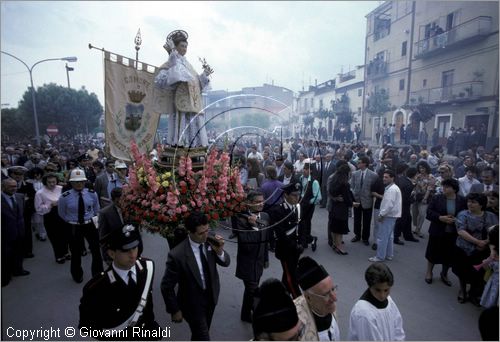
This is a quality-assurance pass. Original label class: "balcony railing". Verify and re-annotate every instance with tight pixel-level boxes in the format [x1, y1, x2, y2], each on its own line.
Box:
[366, 60, 388, 79]
[414, 16, 492, 58]
[409, 81, 483, 104]
[339, 70, 356, 83]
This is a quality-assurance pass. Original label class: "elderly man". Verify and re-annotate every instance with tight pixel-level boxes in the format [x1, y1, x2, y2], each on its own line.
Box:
[295, 256, 340, 341]
[2, 178, 29, 286]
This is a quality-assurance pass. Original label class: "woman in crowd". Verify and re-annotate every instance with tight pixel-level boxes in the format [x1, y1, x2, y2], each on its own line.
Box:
[424, 178, 467, 285]
[28, 167, 46, 241]
[434, 164, 454, 195]
[412, 161, 435, 238]
[34, 172, 69, 264]
[247, 158, 265, 190]
[328, 163, 356, 255]
[479, 225, 499, 308]
[370, 168, 386, 251]
[453, 193, 498, 305]
[486, 191, 498, 215]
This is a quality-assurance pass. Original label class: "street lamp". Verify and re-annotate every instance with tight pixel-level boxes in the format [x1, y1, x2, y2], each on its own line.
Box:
[0, 51, 77, 146]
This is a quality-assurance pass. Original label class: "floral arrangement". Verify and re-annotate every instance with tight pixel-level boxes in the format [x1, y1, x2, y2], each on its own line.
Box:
[122, 140, 246, 238]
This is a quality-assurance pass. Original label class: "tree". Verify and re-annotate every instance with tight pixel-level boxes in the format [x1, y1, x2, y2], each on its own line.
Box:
[365, 88, 391, 119]
[229, 111, 271, 130]
[302, 114, 315, 131]
[332, 94, 355, 127]
[1, 107, 26, 140]
[13, 83, 103, 137]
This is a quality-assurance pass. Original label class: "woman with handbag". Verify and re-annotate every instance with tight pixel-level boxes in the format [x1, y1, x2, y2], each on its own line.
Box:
[424, 178, 467, 285]
[452, 193, 498, 305]
[412, 161, 435, 238]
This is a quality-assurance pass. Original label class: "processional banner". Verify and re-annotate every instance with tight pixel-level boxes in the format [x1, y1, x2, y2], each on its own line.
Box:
[104, 51, 160, 161]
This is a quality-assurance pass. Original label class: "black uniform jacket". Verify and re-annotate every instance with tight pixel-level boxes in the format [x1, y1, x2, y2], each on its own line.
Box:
[79, 258, 159, 340]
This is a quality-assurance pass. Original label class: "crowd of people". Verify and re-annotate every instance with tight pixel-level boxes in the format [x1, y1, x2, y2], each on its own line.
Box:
[1, 131, 499, 340]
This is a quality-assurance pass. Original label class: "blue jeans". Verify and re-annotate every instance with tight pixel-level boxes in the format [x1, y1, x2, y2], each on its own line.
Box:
[376, 217, 397, 260]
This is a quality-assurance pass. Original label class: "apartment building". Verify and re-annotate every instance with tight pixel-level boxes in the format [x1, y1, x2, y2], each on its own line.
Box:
[362, 1, 499, 148]
[296, 66, 365, 139]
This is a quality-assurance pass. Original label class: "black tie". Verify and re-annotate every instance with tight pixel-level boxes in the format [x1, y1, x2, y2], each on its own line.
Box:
[360, 172, 364, 188]
[127, 270, 137, 290]
[199, 244, 211, 291]
[10, 196, 17, 213]
[78, 192, 85, 224]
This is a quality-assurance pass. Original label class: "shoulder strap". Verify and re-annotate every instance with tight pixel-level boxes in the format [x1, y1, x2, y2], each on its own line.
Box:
[104, 260, 154, 331]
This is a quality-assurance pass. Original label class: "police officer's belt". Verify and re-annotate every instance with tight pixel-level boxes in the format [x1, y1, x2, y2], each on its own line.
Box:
[104, 260, 154, 332]
[68, 220, 92, 225]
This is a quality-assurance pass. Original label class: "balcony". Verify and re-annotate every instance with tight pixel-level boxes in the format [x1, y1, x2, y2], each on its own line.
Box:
[414, 16, 492, 59]
[366, 59, 388, 79]
[410, 81, 483, 104]
[339, 70, 356, 83]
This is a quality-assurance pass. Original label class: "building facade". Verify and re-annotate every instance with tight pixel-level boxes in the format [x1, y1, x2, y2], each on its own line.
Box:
[362, 1, 499, 148]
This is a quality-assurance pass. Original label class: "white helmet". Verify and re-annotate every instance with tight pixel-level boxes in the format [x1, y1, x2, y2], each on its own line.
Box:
[69, 168, 87, 182]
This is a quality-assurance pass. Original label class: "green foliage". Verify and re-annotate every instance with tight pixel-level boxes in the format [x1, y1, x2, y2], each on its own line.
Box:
[229, 111, 271, 129]
[408, 104, 435, 123]
[365, 89, 391, 117]
[314, 108, 334, 120]
[332, 94, 355, 127]
[3, 83, 103, 138]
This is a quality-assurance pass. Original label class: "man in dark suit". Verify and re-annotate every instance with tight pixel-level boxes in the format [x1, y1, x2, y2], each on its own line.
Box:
[394, 165, 419, 244]
[161, 212, 230, 340]
[320, 153, 336, 208]
[268, 182, 303, 299]
[79, 224, 160, 339]
[311, 154, 323, 182]
[1, 178, 29, 286]
[94, 160, 117, 208]
[98, 188, 143, 265]
[235, 190, 270, 323]
[470, 167, 499, 194]
[278, 161, 300, 186]
[8, 166, 35, 258]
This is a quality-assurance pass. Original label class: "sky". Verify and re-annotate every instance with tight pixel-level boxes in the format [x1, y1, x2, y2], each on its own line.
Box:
[1, 1, 381, 109]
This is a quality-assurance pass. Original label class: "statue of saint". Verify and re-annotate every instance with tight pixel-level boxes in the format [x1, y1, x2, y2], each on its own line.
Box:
[153, 30, 213, 148]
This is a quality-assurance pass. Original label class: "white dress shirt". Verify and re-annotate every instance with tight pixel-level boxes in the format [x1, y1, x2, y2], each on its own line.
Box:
[188, 236, 225, 290]
[379, 183, 402, 218]
[112, 263, 136, 284]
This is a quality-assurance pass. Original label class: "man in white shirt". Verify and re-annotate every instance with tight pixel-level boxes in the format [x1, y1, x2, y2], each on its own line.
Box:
[247, 145, 263, 161]
[458, 166, 481, 197]
[294, 153, 306, 174]
[369, 170, 402, 262]
[161, 211, 230, 340]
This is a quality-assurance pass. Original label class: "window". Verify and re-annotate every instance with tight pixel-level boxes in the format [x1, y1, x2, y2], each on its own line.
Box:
[399, 79, 405, 91]
[423, 79, 427, 87]
[311, 98, 314, 109]
[358, 107, 362, 116]
[319, 99, 323, 109]
[401, 41, 407, 56]
[358, 88, 363, 97]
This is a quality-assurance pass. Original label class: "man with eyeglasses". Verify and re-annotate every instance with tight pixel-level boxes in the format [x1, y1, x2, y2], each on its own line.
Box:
[294, 256, 340, 341]
[253, 278, 304, 341]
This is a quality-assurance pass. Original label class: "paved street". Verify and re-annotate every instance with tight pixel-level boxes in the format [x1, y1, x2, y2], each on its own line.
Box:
[2, 207, 483, 341]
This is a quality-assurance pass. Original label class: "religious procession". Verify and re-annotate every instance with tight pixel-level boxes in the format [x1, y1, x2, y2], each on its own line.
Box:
[1, 1, 499, 341]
